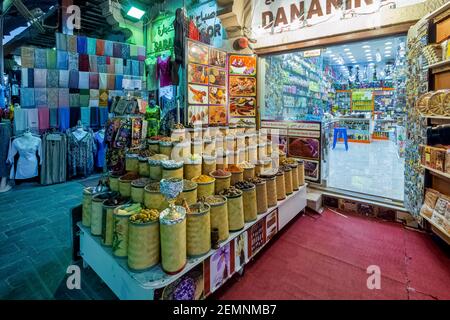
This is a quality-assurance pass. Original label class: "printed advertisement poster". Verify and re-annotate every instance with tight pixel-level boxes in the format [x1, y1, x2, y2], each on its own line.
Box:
[209, 243, 231, 293]
[234, 232, 248, 272]
[153, 264, 204, 300]
[249, 219, 266, 258]
[303, 159, 320, 182]
[229, 55, 257, 76]
[265, 209, 279, 242]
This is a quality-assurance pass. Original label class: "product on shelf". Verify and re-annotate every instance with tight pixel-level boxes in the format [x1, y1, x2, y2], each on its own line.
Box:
[192, 175, 215, 199]
[131, 178, 153, 203]
[235, 181, 257, 222]
[186, 202, 211, 257]
[160, 206, 187, 274]
[205, 195, 229, 242]
[210, 169, 232, 194]
[220, 187, 244, 231]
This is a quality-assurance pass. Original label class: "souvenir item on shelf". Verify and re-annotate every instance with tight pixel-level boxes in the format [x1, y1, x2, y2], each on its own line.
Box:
[235, 181, 257, 222]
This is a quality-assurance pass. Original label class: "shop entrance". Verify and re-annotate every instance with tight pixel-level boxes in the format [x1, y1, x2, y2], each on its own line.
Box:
[259, 35, 407, 203]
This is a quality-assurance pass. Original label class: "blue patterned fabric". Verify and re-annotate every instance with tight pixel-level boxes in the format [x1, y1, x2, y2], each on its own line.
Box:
[58, 107, 70, 131]
[59, 70, 69, 88]
[47, 88, 59, 109]
[77, 36, 87, 54]
[68, 52, 79, 70]
[34, 48, 47, 68]
[34, 69, 47, 88]
[47, 69, 59, 88]
[56, 33, 67, 51]
[78, 71, 90, 90]
[115, 75, 123, 90]
[104, 41, 113, 57]
[69, 70, 79, 89]
[20, 88, 35, 108]
[57, 50, 68, 70]
[46, 49, 57, 69]
[58, 88, 70, 107]
[35, 88, 47, 106]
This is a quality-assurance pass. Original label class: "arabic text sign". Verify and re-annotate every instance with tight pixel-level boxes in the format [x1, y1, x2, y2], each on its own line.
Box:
[188, 1, 223, 48]
[151, 15, 175, 55]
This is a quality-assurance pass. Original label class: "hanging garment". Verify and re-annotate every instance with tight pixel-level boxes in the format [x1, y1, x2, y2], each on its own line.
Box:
[123, 59, 131, 75]
[34, 48, 47, 69]
[107, 58, 115, 74]
[38, 107, 49, 133]
[159, 96, 178, 136]
[7, 135, 42, 180]
[47, 69, 59, 88]
[57, 50, 68, 70]
[188, 20, 200, 41]
[90, 107, 100, 129]
[69, 91, 80, 108]
[97, 56, 107, 73]
[107, 74, 115, 90]
[21, 47, 35, 68]
[67, 35, 77, 53]
[46, 49, 57, 69]
[114, 57, 123, 74]
[113, 119, 131, 149]
[27, 109, 39, 134]
[47, 88, 59, 109]
[79, 89, 90, 107]
[78, 71, 90, 89]
[145, 104, 161, 137]
[78, 54, 89, 72]
[87, 37, 97, 55]
[96, 39, 105, 56]
[113, 43, 122, 58]
[115, 75, 123, 90]
[139, 61, 145, 77]
[49, 108, 58, 128]
[146, 58, 158, 91]
[131, 60, 140, 77]
[94, 130, 106, 168]
[0, 123, 11, 178]
[34, 69, 47, 88]
[21, 68, 30, 88]
[58, 107, 70, 131]
[89, 73, 99, 89]
[35, 88, 47, 107]
[99, 73, 107, 90]
[157, 56, 172, 87]
[59, 70, 69, 88]
[104, 40, 113, 57]
[58, 88, 70, 107]
[67, 128, 96, 178]
[68, 52, 79, 70]
[130, 45, 138, 60]
[56, 33, 67, 51]
[137, 46, 145, 62]
[69, 70, 79, 89]
[121, 44, 130, 59]
[77, 36, 88, 54]
[40, 132, 67, 185]
[20, 88, 35, 108]
[99, 107, 109, 127]
[13, 109, 28, 135]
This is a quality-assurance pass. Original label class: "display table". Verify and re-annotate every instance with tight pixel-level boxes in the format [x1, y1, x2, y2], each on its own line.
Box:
[78, 184, 307, 300]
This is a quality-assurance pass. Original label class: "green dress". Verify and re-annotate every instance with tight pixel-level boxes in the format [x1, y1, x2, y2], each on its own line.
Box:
[146, 104, 161, 138]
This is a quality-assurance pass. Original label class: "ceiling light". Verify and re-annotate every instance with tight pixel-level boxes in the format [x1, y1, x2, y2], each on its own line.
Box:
[126, 6, 146, 20]
[385, 46, 392, 50]
[362, 45, 370, 49]
[385, 42, 392, 45]
[365, 49, 371, 53]
[329, 54, 335, 57]
[385, 51, 391, 54]
[385, 54, 391, 57]
[344, 48, 350, 51]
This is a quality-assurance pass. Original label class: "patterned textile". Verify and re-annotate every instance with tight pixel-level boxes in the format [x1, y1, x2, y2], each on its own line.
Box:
[21, 47, 35, 68]
[90, 107, 100, 129]
[115, 58, 123, 75]
[56, 33, 67, 51]
[46, 49, 57, 69]
[59, 70, 69, 88]
[99, 90, 109, 107]
[35, 88, 47, 106]
[38, 107, 49, 132]
[20, 88, 35, 108]
[47, 88, 59, 109]
[34, 69, 47, 88]
[104, 40, 113, 57]
[81, 107, 91, 127]
[107, 74, 115, 90]
[130, 45, 138, 60]
[69, 70, 79, 89]
[21, 68, 30, 88]
[113, 42, 122, 58]
[138, 46, 145, 61]
[99, 73, 107, 89]
[78, 71, 90, 89]
[89, 99, 99, 107]
[58, 88, 70, 107]
[123, 59, 131, 75]
[78, 54, 89, 72]
[69, 93, 80, 108]
[89, 73, 99, 89]
[97, 56, 107, 73]
[77, 36, 87, 54]
[121, 44, 130, 59]
[34, 48, 47, 68]
[68, 52, 79, 70]
[90, 89, 99, 100]
[131, 60, 139, 76]
[106, 148, 125, 173]
[27, 68, 34, 88]
[49, 108, 58, 128]
[107, 58, 115, 74]
[89, 55, 98, 72]
[57, 50, 68, 70]
[99, 107, 109, 126]
[115, 75, 123, 90]
[96, 39, 105, 56]
[87, 37, 97, 55]
[79, 89, 90, 107]
[58, 107, 70, 131]
[47, 69, 59, 88]
[139, 61, 145, 77]
[67, 35, 77, 53]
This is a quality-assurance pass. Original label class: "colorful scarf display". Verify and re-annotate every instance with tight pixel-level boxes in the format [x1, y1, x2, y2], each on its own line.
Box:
[89, 55, 98, 72]
[47, 88, 59, 109]
[56, 33, 67, 51]
[96, 39, 105, 56]
[69, 70, 79, 89]
[21, 47, 35, 68]
[47, 70, 59, 88]
[87, 37, 97, 55]
[107, 74, 115, 90]
[104, 40, 113, 57]
[34, 48, 47, 69]
[113, 43, 122, 58]
[20, 88, 35, 108]
[58, 88, 70, 107]
[35, 88, 47, 106]
[46, 49, 57, 69]
[89, 73, 99, 89]
[59, 70, 69, 88]
[77, 36, 87, 54]
[115, 58, 123, 75]
[68, 52, 79, 70]
[57, 50, 68, 70]
[78, 71, 90, 89]
[78, 54, 89, 72]
[67, 35, 77, 53]
[34, 69, 47, 88]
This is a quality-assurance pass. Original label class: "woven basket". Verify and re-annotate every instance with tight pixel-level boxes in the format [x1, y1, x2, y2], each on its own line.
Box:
[127, 219, 160, 271]
[160, 207, 187, 274]
[82, 187, 95, 227]
[255, 181, 268, 214]
[184, 163, 202, 180]
[243, 167, 255, 180]
[276, 172, 286, 200]
[90, 192, 113, 236]
[207, 196, 229, 242]
[230, 170, 244, 185]
[138, 158, 150, 177]
[225, 191, 244, 232]
[187, 203, 211, 257]
[144, 185, 169, 211]
[112, 205, 134, 258]
[284, 167, 293, 195]
[119, 175, 135, 198]
[102, 199, 129, 247]
[176, 181, 198, 207]
[241, 185, 257, 222]
[290, 164, 299, 191]
[210, 171, 231, 194]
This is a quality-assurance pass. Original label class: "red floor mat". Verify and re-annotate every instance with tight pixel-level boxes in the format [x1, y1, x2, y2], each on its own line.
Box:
[216, 210, 450, 300]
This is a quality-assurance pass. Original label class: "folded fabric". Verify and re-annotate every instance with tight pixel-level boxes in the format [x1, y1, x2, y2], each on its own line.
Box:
[27, 109, 39, 134]
[69, 107, 81, 128]
[96, 39, 105, 56]
[78, 71, 90, 89]
[68, 52, 79, 70]
[90, 89, 100, 100]
[47, 88, 59, 109]
[58, 107, 70, 131]
[21, 68, 29, 88]
[89, 99, 99, 107]
[47, 69, 59, 88]
[130, 45, 138, 60]
[80, 89, 90, 107]
[80, 107, 91, 127]
[107, 74, 115, 90]
[56, 33, 67, 51]
[34, 48, 47, 69]
[21, 47, 35, 68]
[77, 36, 87, 54]
[99, 107, 109, 126]
[87, 37, 97, 55]
[78, 54, 89, 72]
[122, 77, 132, 90]
[46, 49, 57, 69]
[14, 109, 28, 135]
[69, 93, 80, 107]
[58, 88, 70, 107]
[99, 89, 109, 107]
[59, 70, 69, 88]
[49, 108, 58, 128]
[35, 88, 47, 106]
[137, 46, 146, 61]
[123, 59, 131, 75]
[139, 61, 145, 77]
[89, 55, 98, 72]
[99, 73, 107, 89]
[115, 58, 123, 74]
[121, 44, 130, 60]
[115, 75, 123, 90]
[89, 72, 99, 89]
[104, 40, 113, 57]
[38, 107, 50, 132]
[69, 70, 79, 89]
[67, 35, 77, 53]
[34, 69, 47, 88]
[131, 60, 140, 76]
[90, 107, 100, 129]
[107, 58, 115, 74]
[113, 42, 122, 58]
[20, 88, 35, 108]
[57, 50, 68, 70]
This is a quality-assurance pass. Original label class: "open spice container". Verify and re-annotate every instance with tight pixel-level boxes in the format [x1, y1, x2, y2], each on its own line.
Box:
[184, 155, 202, 180]
[282, 165, 293, 195]
[220, 187, 244, 232]
[228, 165, 244, 185]
[125, 154, 139, 173]
[176, 180, 198, 207]
[148, 154, 168, 180]
[131, 178, 152, 204]
[248, 177, 268, 214]
[260, 170, 277, 207]
[138, 157, 150, 177]
[101, 195, 129, 247]
[202, 155, 216, 175]
[90, 192, 115, 236]
[160, 205, 187, 274]
[187, 202, 211, 257]
[159, 140, 173, 158]
[235, 181, 257, 223]
[118, 172, 139, 198]
[210, 169, 231, 194]
[205, 195, 229, 243]
[127, 208, 160, 271]
[82, 187, 95, 227]
[111, 203, 144, 258]
[241, 162, 255, 180]
[192, 175, 215, 199]
[162, 160, 184, 179]
[144, 182, 169, 211]
[275, 170, 286, 201]
[148, 139, 160, 153]
[297, 160, 305, 186]
[108, 172, 121, 192]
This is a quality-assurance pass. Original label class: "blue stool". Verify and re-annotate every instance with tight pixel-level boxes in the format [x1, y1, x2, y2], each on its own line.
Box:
[332, 127, 348, 151]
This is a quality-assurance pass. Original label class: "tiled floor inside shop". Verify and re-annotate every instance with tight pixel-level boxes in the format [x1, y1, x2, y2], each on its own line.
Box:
[327, 140, 405, 201]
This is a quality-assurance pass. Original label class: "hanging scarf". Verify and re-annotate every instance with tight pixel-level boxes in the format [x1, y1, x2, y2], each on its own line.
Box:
[35, 88, 47, 107]
[47, 88, 59, 109]
[67, 35, 77, 53]
[96, 39, 105, 56]
[21, 47, 35, 68]
[57, 50, 68, 70]
[59, 70, 69, 88]
[34, 69, 47, 88]
[34, 48, 47, 69]
[56, 33, 67, 51]
[87, 37, 97, 55]
[46, 49, 57, 69]
[47, 69, 59, 88]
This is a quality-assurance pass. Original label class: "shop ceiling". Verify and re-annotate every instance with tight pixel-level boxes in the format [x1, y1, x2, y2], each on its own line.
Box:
[2, 0, 143, 55]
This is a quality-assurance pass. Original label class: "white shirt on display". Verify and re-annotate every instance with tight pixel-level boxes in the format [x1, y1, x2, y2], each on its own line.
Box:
[7, 133, 42, 179]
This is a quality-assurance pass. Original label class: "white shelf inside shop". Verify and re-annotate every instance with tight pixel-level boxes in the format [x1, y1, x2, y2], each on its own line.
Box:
[421, 165, 450, 180]
[428, 59, 450, 70]
[420, 213, 450, 245]
[78, 184, 308, 299]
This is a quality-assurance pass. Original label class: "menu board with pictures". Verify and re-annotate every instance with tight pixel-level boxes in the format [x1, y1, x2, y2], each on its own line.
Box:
[228, 54, 257, 127]
[186, 40, 228, 127]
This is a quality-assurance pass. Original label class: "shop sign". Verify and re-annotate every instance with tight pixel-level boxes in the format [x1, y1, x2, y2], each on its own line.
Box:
[303, 49, 321, 57]
[151, 15, 175, 56]
[188, 1, 223, 48]
[289, 122, 320, 131]
[252, 0, 426, 34]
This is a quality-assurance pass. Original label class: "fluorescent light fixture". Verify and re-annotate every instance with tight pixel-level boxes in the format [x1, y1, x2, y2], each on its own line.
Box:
[126, 6, 145, 20]
[365, 49, 371, 53]
[362, 45, 370, 49]
[385, 42, 392, 45]
[329, 54, 335, 57]
[385, 54, 391, 57]
[344, 48, 350, 51]
[385, 46, 392, 50]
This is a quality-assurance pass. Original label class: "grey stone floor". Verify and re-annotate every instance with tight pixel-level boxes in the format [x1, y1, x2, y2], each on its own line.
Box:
[0, 178, 116, 300]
